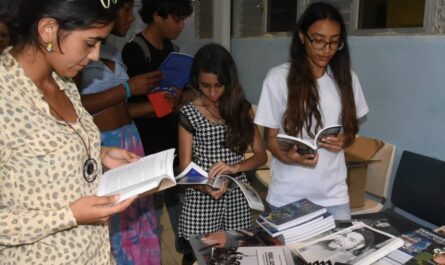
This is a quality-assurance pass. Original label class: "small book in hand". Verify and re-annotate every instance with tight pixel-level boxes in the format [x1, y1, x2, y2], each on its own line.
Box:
[151, 52, 194, 94]
[148, 52, 194, 118]
[277, 125, 343, 155]
[175, 162, 265, 211]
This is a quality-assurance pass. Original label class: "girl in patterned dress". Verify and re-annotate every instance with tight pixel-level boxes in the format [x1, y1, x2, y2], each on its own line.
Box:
[177, 43, 267, 248]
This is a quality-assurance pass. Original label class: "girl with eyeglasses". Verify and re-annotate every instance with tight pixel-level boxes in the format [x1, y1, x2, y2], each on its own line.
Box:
[255, 2, 369, 221]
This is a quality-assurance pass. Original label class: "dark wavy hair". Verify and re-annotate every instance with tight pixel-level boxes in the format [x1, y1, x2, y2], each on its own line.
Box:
[0, 0, 119, 51]
[284, 2, 358, 146]
[138, 0, 193, 25]
[190, 43, 254, 154]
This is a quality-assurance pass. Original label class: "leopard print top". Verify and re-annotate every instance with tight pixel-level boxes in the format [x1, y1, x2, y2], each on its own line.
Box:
[0, 49, 113, 264]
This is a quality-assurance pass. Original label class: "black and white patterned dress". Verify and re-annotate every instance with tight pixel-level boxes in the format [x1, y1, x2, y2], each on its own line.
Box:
[178, 103, 253, 239]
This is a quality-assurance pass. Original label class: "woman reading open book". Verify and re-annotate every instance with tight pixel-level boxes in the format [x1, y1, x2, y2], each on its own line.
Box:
[254, 2, 369, 221]
[177, 43, 267, 263]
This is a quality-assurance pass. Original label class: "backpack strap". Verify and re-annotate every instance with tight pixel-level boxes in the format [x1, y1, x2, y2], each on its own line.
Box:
[129, 34, 151, 64]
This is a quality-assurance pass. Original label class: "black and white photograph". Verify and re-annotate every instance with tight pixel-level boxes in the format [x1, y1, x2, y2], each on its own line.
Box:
[294, 222, 403, 264]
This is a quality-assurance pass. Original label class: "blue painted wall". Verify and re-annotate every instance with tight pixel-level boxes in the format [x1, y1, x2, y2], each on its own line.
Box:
[232, 36, 445, 160]
[231, 36, 445, 227]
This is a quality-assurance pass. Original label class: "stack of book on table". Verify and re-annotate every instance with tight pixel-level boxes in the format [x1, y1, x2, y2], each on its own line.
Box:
[256, 198, 336, 245]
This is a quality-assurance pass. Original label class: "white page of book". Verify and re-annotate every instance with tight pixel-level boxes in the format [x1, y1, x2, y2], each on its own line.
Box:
[97, 148, 175, 202]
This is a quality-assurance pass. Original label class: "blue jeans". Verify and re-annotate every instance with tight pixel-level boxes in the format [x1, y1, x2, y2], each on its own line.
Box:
[267, 202, 351, 221]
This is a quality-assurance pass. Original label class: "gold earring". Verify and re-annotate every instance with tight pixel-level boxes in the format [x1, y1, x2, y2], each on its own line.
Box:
[46, 43, 53, 52]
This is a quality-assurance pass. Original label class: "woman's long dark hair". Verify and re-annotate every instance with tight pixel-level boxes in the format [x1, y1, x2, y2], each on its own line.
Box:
[190, 43, 254, 154]
[284, 2, 358, 146]
[0, 0, 119, 51]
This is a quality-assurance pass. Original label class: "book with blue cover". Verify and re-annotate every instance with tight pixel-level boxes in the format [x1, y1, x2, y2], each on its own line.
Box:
[259, 199, 327, 231]
[151, 52, 193, 93]
[148, 52, 193, 117]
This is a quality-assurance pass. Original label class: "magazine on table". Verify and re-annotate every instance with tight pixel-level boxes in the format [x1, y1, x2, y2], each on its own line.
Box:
[352, 217, 401, 237]
[291, 222, 404, 265]
[378, 228, 445, 265]
[190, 231, 295, 265]
[276, 125, 343, 155]
[212, 246, 295, 265]
[97, 148, 176, 203]
[258, 198, 327, 231]
[176, 161, 265, 211]
[189, 229, 278, 265]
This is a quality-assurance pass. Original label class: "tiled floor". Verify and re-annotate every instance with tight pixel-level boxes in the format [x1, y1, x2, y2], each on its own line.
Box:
[159, 206, 182, 265]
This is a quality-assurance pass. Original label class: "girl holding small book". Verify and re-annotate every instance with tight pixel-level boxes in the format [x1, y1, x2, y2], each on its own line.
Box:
[178, 43, 267, 255]
[255, 2, 369, 220]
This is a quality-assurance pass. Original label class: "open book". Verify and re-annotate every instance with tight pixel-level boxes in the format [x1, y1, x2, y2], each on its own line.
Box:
[176, 161, 265, 211]
[148, 52, 194, 117]
[277, 125, 343, 155]
[97, 148, 176, 203]
[291, 222, 404, 265]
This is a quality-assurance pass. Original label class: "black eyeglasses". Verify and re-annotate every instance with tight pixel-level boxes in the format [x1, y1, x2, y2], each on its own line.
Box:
[304, 34, 344, 51]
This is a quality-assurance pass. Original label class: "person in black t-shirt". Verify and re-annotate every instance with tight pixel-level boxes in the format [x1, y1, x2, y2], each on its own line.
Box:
[121, 1, 194, 264]
[122, 0, 193, 156]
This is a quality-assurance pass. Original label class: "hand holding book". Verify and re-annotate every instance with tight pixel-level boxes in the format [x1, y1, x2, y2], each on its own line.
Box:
[176, 162, 265, 211]
[197, 178, 229, 200]
[207, 160, 241, 178]
[127, 70, 162, 95]
[148, 52, 193, 117]
[277, 125, 343, 156]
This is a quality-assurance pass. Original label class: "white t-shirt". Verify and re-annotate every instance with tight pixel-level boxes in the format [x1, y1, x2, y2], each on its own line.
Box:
[254, 63, 369, 207]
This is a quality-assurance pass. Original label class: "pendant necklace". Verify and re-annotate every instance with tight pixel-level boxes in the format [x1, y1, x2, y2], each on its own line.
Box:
[200, 95, 224, 125]
[47, 103, 99, 183]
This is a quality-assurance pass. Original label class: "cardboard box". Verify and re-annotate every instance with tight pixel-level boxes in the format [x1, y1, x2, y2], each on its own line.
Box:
[344, 137, 383, 208]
